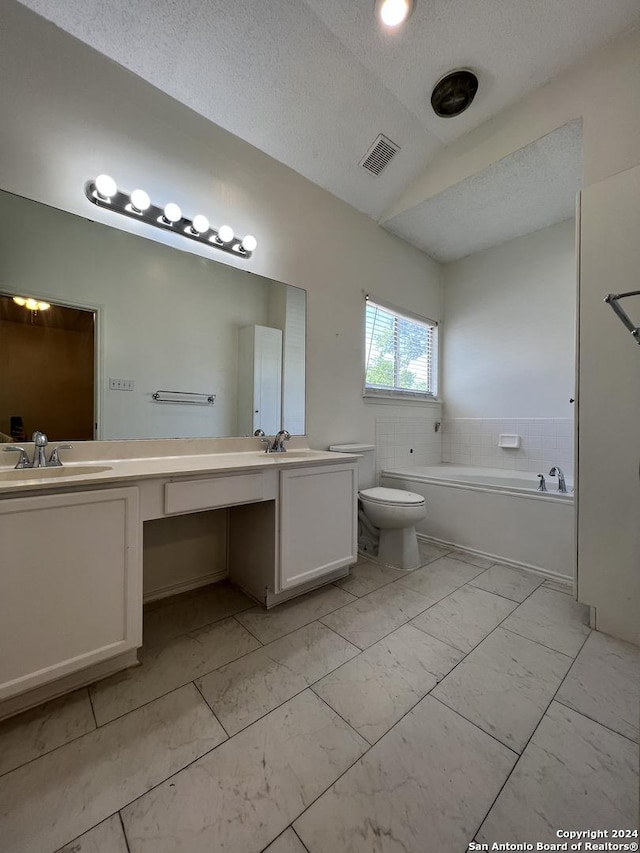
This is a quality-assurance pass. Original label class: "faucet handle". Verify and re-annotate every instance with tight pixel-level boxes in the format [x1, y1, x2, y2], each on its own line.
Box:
[3, 446, 30, 469]
[48, 444, 73, 467]
[537, 474, 547, 492]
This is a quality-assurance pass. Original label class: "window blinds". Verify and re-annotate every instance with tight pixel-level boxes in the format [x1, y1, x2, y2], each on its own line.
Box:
[365, 299, 437, 397]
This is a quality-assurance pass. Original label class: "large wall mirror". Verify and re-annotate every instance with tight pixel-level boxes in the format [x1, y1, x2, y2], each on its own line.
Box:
[0, 190, 306, 441]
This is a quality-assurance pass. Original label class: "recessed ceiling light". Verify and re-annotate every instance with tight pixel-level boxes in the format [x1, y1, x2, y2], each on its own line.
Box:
[375, 0, 415, 28]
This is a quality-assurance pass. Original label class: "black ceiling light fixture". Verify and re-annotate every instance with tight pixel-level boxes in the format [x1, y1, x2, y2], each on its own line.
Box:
[431, 69, 478, 117]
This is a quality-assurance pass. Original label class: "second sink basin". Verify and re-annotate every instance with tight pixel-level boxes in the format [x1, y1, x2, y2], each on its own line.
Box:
[0, 465, 113, 481]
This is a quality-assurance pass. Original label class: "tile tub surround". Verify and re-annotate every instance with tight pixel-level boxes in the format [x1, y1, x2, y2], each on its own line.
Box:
[0, 569, 637, 852]
[441, 417, 574, 476]
[374, 413, 442, 476]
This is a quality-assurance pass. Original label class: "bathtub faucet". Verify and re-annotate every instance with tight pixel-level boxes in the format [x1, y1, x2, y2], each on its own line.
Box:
[548, 466, 567, 493]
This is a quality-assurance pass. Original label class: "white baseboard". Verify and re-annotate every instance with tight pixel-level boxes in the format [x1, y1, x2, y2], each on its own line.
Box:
[143, 570, 228, 604]
[416, 533, 574, 587]
[0, 649, 139, 722]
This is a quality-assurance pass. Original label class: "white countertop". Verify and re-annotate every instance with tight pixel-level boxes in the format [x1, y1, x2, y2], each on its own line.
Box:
[0, 448, 359, 495]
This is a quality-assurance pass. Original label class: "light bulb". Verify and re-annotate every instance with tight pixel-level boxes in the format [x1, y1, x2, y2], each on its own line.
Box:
[377, 0, 414, 27]
[163, 202, 182, 223]
[37, 302, 50, 311]
[13, 296, 26, 306]
[130, 189, 151, 212]
[241, 235, 257, 253]
[192, 214, 210, 234]
[25, 298, 38, 310]
[95, 174, 117, 199]
[217, 225, 234, 243]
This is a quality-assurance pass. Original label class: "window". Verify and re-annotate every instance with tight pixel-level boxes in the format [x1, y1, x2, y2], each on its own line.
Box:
[364, 298, 438, 399]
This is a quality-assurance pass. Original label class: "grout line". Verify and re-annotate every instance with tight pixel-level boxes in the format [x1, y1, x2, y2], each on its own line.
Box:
[191, 679, 231, 740]
[87, 686, 98, 729]
[118, 810, 132, 853]
[144, 603, 258, 650]
[429, 693, 520, 757]
[465, 627, 593, 844]
[499, 625, 580, 659]
[551, 697, 639, 745]
[231, 612, 264, 645]
[291, 824, 312, 852]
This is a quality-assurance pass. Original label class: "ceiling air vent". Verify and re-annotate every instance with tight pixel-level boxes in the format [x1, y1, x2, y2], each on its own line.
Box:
[360, 134, 400, 176]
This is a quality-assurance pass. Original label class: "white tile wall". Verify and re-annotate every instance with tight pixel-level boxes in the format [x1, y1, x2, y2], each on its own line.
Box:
[441, 418, 574, 476]
[375, 412, 443, 476]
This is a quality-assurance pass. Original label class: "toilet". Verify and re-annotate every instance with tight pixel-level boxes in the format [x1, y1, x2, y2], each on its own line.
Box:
[329, 443, 426, 570]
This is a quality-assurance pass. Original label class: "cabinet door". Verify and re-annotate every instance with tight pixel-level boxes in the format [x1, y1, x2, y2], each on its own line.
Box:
[279, 464, 357, 591]
[0, 487, 141, 701]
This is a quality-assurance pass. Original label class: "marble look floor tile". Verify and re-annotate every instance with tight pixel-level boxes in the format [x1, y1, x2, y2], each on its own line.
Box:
[320, 583, 433, 649]
[396, 556, 485, 605]
[433, 627, 573, 752]
[556, 630, 640, 741]
[143, 581, 254, 647]
[55, 815, 128, 853]
[121, 690, 367, 853]
[294, 695, 516, 853]
[333, 559, 405, 597]
[417, 541, 452, 566]
[0, 684, 226, 853]
[501, 587, 590, 657]
[313, 624, 463, 744]
[410, 585, 517, 653]
[197, 622, 359, 735]
[235, 586, 356, 644]
[478, 701, 639, 843]
[446, 549, 495, 569]
[542, 577, 573, 595]
[469, 563, 544, 602]
[262, 829, 308, 853]
[90, 617, 260, 725]
[0, 688, 95, 778]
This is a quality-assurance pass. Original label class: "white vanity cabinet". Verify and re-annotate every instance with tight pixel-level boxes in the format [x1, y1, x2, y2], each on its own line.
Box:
[279, 463, 357, 590]
[0, 486, 141, 702]
[228, 460, 357, 605]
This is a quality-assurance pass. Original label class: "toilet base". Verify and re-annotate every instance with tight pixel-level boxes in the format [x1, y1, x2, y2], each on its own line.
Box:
[377, 526, 421, 570]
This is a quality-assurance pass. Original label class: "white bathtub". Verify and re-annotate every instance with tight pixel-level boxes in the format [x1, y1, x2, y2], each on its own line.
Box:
[380, 464, 575, 582]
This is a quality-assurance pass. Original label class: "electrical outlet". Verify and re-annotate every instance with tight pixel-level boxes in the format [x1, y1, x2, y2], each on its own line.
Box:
[109, 378, 135, 391]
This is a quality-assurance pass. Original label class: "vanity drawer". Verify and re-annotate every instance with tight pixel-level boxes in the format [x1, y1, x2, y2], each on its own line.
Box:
[164, 473, 264, 514]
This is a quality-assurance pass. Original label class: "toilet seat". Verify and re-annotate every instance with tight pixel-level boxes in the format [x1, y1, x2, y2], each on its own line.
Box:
[360, 487, 425, 507]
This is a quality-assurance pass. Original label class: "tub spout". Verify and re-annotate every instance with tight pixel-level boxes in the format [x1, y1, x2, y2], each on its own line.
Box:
[548, 466, 567, 493]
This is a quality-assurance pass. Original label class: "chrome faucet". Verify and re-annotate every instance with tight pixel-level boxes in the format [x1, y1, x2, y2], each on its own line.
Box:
[32, 431, 48, 468]
[548, 466, 567, 493]
[260, 429, 291, 453]
[2, 431, 73, 469]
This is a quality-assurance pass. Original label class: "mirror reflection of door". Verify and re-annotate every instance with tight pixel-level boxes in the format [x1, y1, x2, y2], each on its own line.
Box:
[0, 293, 95, 442]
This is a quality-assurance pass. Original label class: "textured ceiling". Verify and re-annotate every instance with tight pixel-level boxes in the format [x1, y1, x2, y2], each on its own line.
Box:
[12, 0, 640, 256]
[384, 121, 583, 263]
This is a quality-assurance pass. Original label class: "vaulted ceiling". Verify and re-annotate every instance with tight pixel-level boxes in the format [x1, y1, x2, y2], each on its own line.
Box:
[14, 0, 640, 260]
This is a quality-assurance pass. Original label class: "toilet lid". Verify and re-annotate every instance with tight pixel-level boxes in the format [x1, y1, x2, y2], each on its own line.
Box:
[360, 487, 425, 507]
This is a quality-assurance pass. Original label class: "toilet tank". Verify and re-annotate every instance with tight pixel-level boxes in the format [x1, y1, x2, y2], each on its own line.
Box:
[328, 443, 376, 490]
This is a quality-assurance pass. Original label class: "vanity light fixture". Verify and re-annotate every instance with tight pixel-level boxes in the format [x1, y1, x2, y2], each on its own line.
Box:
[85, 176, 258, 258]
[13, 296, 50, 312]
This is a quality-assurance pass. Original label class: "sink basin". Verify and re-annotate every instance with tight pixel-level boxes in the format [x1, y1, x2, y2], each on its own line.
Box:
[254, 450, 321, 459]
[0, 465, 112, 481]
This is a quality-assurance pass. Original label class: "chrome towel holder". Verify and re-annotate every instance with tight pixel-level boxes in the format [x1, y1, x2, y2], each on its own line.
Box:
[605, 290, 640, 345]
[152, 390, 216, 405]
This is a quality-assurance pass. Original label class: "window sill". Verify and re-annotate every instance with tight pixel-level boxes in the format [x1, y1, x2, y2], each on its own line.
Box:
[363, 392, 442, 407]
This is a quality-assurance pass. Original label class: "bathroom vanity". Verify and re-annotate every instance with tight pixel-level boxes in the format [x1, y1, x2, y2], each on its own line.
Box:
[0, 440, 358, 718]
